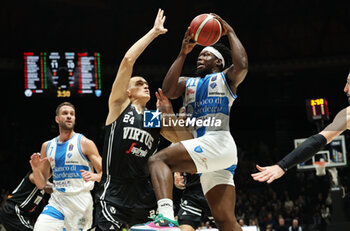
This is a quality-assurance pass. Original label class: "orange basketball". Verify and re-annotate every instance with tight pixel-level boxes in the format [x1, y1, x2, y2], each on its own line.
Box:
[189, 14, 222, 46]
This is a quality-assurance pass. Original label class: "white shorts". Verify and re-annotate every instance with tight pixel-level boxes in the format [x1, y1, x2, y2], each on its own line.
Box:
[34, 190, 93, 231]
[181, 131, 237, 173]
[200, 169, 235, 195]
[181, 131, 237, 194]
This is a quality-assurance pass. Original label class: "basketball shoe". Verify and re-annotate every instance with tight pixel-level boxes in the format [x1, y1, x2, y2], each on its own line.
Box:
[130, 214, 179, 231]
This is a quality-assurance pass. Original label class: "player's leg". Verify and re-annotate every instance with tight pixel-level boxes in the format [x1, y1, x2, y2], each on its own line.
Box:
[129, 143, 196, 230]
[148, 142, 197, 201]
[61, 191, 94, 230]
[201, 170, 242, 231]
[205, 185, 241, 231]
[34, 205, 65, 231]
[177, 198, 203, 231]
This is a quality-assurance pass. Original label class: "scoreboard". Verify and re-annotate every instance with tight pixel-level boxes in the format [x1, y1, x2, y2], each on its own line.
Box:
[305, 98, 329, 122]
[24, 52, 102, 97]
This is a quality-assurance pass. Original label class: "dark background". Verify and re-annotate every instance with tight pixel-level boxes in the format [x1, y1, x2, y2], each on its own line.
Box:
[1, 0, 350, 223]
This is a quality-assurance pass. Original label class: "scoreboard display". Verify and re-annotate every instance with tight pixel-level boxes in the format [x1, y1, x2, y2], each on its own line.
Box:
[24, 52, 102, 97]
[305, 98, 329, 122]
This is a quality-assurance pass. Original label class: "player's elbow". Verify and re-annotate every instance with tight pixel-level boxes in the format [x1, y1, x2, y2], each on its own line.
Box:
[122, 55, 136, 66]
[238, 58, 248, 73]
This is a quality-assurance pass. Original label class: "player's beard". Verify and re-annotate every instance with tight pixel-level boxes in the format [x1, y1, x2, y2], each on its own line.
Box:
[195, 67, 211, 78]
[60, 121, 75, 131]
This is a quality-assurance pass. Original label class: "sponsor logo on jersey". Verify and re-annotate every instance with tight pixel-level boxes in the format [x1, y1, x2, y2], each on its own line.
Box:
[125, 142, 148, 157]
[123, 127, 154, 149]
[110, 206, 116, 214]
[210, 82, 217, 89]
[69, 144, 74, 151]
[186, 88, 195, 95]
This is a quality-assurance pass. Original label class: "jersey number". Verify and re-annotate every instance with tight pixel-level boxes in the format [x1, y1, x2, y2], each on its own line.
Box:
[123, 114, 134, 124]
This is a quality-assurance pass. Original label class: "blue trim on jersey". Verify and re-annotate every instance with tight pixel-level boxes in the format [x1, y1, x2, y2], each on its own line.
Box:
[220, 72, 237, 99]
[46, 141, 52, 155]
[77, 134, 89, 161]
[41, 205, 64, 220]
[224, 165, 237, 175]
[55, 142, 68, 167]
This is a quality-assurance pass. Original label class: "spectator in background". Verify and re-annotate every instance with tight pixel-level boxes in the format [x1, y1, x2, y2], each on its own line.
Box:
[249, 218, 260, 231]
[289, 219, 302, 231]
[238, 219, 246, 227]
[320, 204, 331, 224]
[265, 224, 273, 231]
[276, 217, 288, 231]
[264, 212, 278, 230]
[236, 209, 245, 223]
[284, 195, 294, 210]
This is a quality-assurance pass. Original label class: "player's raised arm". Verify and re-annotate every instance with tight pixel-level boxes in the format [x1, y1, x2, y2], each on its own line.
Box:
[212, 14, 248, 94]
[251, 106, 350, 184]
[162, 28, 196, 99]
[30, 142, 51, 189]
[106, 9, 167, 125]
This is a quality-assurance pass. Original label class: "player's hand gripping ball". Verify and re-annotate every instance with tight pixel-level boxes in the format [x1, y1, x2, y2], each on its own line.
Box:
[189, 13, 222, 46]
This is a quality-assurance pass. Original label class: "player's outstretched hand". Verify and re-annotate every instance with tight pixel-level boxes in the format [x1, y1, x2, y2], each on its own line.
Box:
[153, 8, 168, 36]
[210, 13, 233, 36]
[30, 152, 48, 170]
[156, 88, 173, 114]
[251, 164, 285, 184]
[174, 172, 185, 190]
[80, 170, 101, 182]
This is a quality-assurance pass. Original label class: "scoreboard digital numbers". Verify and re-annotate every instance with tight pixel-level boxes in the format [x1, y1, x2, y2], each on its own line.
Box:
[305, 98, 329, 122]
[24, 52, 102, 97]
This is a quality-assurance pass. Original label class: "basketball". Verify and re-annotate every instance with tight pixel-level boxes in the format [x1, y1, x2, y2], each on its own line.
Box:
[189, 14, 222, 46]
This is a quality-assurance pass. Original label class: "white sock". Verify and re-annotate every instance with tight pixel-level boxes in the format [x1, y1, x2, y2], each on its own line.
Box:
[157, 198, 175, 220]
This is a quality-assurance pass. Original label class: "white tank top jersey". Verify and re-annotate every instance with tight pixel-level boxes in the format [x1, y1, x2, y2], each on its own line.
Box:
[184, 71, 237, 138]
[46, 133, 94, 194]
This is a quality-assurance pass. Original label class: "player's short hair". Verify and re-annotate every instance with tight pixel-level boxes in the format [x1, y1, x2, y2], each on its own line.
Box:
[211, 43, 232, 70]
[56, 102, 75, 115]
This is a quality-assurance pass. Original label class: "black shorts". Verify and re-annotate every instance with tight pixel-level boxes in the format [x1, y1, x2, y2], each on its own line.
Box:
[93, 179, 157, 231]
[177, 197, 214, 229]
[0, 202, 34, 231]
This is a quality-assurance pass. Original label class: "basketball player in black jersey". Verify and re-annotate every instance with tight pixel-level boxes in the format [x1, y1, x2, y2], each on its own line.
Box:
[252, 71, 350, 183]
[92, 9, 169, 231]
[0, 171, 52, 231]
[174, 172, 215, 231]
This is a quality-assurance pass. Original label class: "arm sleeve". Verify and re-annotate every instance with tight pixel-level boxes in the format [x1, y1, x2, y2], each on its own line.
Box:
[277, 134, 327, 171]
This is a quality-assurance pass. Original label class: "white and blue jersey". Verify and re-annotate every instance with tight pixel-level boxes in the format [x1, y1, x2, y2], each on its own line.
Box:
[46, 133, 94, 193]
[181, 72, 238, 194]
[35, 133, 94, 230]
[184, 71, 237, 138]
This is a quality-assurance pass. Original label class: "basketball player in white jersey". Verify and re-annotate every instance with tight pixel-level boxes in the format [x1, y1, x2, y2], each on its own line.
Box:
[132, 13, 248, 231]
[252, 70, 350, 183]
[30, 102, 102, 230]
